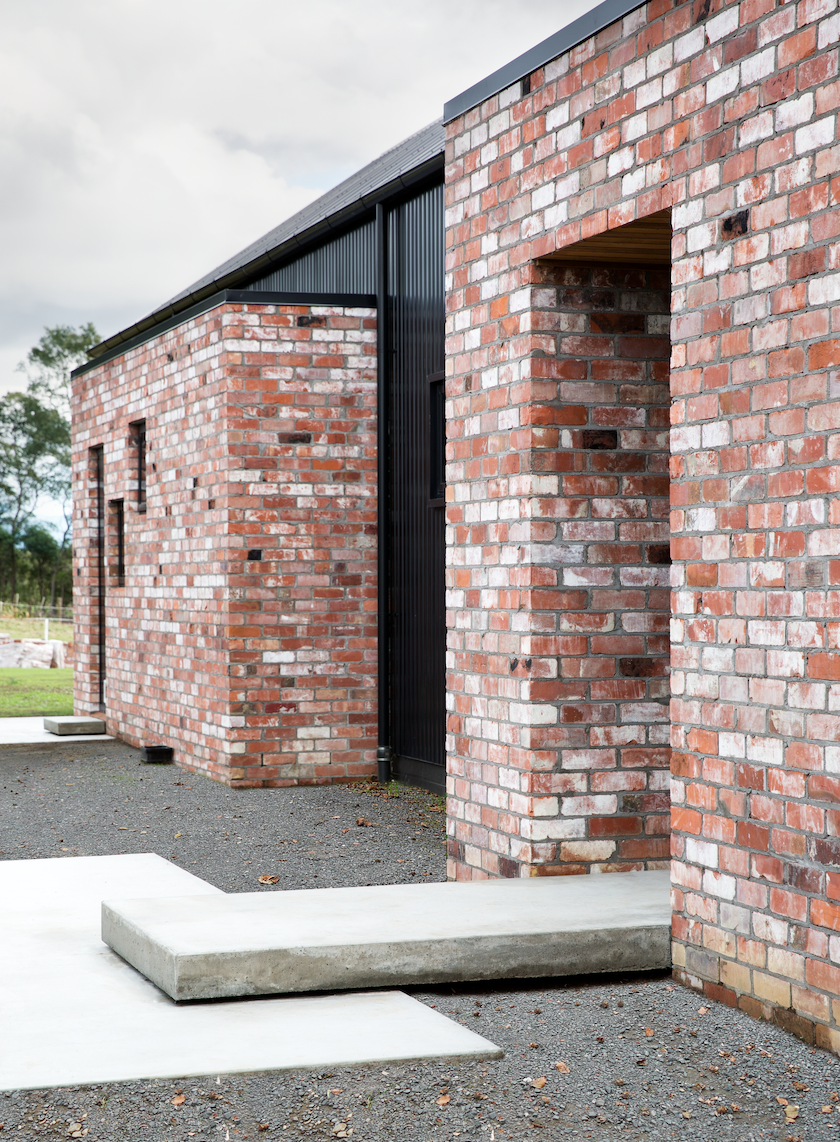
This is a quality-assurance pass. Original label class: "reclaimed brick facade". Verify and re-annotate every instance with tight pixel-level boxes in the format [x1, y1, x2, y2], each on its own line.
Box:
[446, 263, 672, 877]
[444, 0, 840, 1050]
[72, 300, 377, 786]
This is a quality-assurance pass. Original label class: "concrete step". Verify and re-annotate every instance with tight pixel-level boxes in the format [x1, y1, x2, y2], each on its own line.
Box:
[2, 854, 499, 1090]
[103, 869, 671, 1001]
[44, 716, 107, 736]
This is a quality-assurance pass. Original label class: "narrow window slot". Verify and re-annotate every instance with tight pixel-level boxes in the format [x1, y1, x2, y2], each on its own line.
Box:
[428, 372, 445, 503]
[109, 500, 125, 587]
[130, 420, 147, 512]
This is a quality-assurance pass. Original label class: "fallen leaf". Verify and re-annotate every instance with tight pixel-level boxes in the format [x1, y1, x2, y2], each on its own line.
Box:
[636, 1059, 647, 1067]
[682, 1111, 692, 1119]
[396, 859, 405, 863]
[555, 1062, 570, 1074]
[784, 1106, 800, 1121]
[258, 874, 279, 885]
[821, 1105, 834, 1113]
[792, 1082, 809, 1092]
[644, 1028, 654, 1037]
[171, 1095, 186, 1107]
[776, 1097, 789, 1106]
[529, 1042, 539, 1049]
[596, 1036, 604, 1043]
[532, 1077, 546, 1090]
[174, 832, 182, 838]
[436, 1094, 451, 1107]
[258, 1125, 269, 1132]
[698, 1006, 709, 1015]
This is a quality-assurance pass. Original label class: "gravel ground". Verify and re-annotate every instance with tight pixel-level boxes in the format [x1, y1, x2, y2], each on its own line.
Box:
[2, 741, 840, 1141]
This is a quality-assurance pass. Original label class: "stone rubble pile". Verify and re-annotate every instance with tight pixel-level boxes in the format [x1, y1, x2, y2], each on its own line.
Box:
[0, 636, 71, 668]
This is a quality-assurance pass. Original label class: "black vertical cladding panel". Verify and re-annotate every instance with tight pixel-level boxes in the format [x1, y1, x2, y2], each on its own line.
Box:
[246, 221, 376, 294]
[388, 184, 446, 781]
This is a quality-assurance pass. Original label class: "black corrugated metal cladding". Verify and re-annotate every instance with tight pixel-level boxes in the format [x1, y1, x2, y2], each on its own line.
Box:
[248, 220, 376, 294]
[387, 184, 446, 787]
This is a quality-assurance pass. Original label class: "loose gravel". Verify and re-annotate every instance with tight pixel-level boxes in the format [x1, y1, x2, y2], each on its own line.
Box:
[2, 741, 840, 1140]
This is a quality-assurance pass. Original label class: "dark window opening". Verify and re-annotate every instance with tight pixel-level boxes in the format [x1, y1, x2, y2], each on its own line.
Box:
[131, 420, 147, 512]
[109, 500, 125, 587]
[429, 373, 445, 503]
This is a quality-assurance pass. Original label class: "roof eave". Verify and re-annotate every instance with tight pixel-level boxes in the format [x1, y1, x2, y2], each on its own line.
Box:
[86, 144, 443, 363]
[443, 0, 647, 123]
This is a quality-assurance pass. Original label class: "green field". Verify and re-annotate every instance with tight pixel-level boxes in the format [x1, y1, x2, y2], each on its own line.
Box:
[0, 617, 74, 642]
[0, 668, 74, 717]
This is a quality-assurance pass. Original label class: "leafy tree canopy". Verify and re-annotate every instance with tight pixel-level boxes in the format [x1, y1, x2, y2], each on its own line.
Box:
[22, 523, 60, 563]
[0, 392, 70, 515]
[17, 322, 100, 419]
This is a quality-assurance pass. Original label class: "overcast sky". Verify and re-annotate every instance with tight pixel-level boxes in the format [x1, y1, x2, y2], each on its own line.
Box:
[0, 0, 598, 405]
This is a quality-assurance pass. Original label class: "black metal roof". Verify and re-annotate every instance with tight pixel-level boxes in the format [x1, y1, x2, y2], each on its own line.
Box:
[443, 0, 646, 123]
[86, 118, 444, 363]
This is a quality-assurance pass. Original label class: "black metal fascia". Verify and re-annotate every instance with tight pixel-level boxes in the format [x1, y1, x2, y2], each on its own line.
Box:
[71, 290, 377, 379]
[443, 0, 648, 123]
[83, 153, 443, 368]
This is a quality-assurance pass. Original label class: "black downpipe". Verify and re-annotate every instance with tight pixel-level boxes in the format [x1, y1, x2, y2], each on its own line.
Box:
[94, 446, 106, 709]
[375, 203, 392, 785]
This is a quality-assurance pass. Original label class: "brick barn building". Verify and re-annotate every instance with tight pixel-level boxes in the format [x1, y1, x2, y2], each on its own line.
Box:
[73, 0, 840, 1050]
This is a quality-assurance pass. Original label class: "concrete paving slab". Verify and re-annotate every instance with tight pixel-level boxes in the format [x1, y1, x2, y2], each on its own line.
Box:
[0, 854, 500, 1091]
[44, 715, 107, 735]
[0, 716, 115, 747]
[103, 869, 672, 1001]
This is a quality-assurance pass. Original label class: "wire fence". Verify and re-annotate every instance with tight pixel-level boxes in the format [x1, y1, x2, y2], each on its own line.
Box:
[0, 600, 73, 622]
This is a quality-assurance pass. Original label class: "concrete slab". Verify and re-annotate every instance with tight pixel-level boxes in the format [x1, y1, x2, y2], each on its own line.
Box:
[0, 854, 500, 1091]
[103, 869, 672, 1001]
[44, 715, 107, 735]
[0, 716, 115, 747]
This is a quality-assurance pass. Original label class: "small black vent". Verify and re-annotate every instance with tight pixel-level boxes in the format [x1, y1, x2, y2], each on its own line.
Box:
[646, 544, 671, 565]
[297, 315, 326, 327]
[278, 432, 312, 444]
[581, 429, 618, 450]
[140, 745, 173, 764]
[619, 658, 662, 678]
[247, 549, 263, 561]
[722, 211, 749, 239]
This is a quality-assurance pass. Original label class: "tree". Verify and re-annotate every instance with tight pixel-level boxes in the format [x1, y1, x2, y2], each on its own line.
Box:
[0, 394, 70, 596]
[21, 523, 67, 605]
[17, 323, 100, 421]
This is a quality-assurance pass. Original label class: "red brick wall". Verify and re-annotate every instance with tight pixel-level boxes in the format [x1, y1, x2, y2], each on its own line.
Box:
[446, 263, 671, 878]
[445, 0, 840, 1050]
[72, 301, 377, 786]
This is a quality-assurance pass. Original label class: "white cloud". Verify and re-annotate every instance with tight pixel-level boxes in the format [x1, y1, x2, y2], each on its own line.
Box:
[0, 0, 598, 390]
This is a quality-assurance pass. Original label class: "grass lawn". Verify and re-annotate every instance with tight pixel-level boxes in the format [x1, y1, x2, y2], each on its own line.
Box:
[0, 668, 74, 717]
[0, 617, 74, 642]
